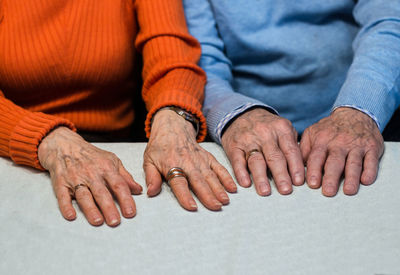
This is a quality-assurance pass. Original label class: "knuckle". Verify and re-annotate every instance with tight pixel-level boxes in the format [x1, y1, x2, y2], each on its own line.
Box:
[284, 145, 300, 156]
[248, 153, 265, 163]
[275, 118, 292, 130]
[203, 170, 216, 182]
[94, 186, 110, 198]
[347, 159, 362, 167]
[265, 151, 284, 163]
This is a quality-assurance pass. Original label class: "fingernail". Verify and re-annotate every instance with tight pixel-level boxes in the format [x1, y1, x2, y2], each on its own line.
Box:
[241, 177, 250, 187]
[295, 174, 303, 185]
[126, 207, 134, 216]
[324, 186, 336, 196]
[309, 176, 318, 187]
[280, 183, 292, 194]
[344, 184, 355, 194]
[189, 199, 197, 209]
[94, 217, 103, 224]
[215, 201, 222, 207]
[259, 185, 269, 195]
[110, 218, 120, 226]
[220, 193, 229, 201]
[66, 212, 75, 220]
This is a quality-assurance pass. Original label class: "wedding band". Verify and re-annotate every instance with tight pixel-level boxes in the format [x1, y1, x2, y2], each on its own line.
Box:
[73, 183, 88, 196]
[166, 167, 187, 185]
[246, 149, 261, 161]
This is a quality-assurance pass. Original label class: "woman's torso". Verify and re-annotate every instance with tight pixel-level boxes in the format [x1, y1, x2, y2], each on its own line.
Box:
[0, 0, 138, 131]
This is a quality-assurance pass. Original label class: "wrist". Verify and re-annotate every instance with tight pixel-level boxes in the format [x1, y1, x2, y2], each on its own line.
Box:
[38, 126, 71, 168]
[152, 109, 197, 139]
[152, 106, 199, 136]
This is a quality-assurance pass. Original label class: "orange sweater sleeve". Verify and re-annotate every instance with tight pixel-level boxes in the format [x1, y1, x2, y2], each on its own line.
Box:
[0, 91, 76, 170]
[135, 0, 207, 141]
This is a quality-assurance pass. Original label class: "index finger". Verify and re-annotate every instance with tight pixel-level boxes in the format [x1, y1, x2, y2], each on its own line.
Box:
[226, 148, 252, 188]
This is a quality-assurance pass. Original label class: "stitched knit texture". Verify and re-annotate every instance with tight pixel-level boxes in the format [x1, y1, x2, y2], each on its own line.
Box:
[0, 0, 206, 170]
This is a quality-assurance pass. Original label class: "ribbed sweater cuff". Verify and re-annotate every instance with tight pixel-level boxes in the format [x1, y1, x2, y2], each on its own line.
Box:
[334, 74, 399, 132]
[9, 112, 76, 170]
[145, 92, 206, 142]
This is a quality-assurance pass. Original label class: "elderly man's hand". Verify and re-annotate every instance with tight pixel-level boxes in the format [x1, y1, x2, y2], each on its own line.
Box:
[144, 109, 237, 211]
[221, 108, 304, 196]
[38, 127, 142, 227]
[300, 107, 384, 196]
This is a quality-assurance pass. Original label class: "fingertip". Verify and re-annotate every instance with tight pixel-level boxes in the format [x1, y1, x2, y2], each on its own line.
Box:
[218, 192, 230, 205]
[322, 185, 337, 197]
[293, 173, 305, 186]
[360, 174, 376, 186]
[307, 176, 320, 189]
[90, 216, 104, 226]
[179, 198, 198, 212]
[122, 205, 137, 219]
[63, 210, 77, 221]
[237, 175, 251, 188]
[256, 187, 271, 196]
[132, 183, 143, 195]
[226, 181, 237, 193]
[147, 183, 162, 197]
[107, 217, 121, 227]
[278, 184, 292, 195]
[343, 184, 358, 196]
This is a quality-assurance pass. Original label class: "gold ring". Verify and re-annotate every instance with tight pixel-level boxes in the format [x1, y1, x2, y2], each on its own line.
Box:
[246, 149, 261, 161]
[166, 167, 187, 185]
[73, 183, 88, 196]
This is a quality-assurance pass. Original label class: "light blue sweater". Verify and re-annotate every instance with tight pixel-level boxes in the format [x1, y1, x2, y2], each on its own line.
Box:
[183, 0, 400, 143]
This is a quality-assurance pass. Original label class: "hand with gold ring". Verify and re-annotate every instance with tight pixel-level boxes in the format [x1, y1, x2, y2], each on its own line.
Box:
[38, 127, 142, 227]
[143, 109, 237, 211]
[221, 108, 305, 196]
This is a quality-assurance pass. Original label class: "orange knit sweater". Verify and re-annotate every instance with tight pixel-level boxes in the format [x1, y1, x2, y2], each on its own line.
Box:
[0, 0, 206, 170]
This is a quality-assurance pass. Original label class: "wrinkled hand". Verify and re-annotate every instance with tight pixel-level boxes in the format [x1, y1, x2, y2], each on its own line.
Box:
[300, 107, 384, 196]
[38, 127, 142, 226]
[144, 109, 237, 211]
[221, 108, 304, 196]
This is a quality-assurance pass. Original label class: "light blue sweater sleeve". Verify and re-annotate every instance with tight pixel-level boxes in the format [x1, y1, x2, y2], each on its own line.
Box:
[183, 0, 276, 143]
[333, 0, 400, 131]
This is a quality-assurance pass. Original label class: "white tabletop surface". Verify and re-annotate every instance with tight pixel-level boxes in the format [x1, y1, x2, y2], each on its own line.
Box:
[0, 142, 399, 275]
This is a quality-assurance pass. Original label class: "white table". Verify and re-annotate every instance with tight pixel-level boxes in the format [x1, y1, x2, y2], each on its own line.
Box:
[0, 142, 399, 275]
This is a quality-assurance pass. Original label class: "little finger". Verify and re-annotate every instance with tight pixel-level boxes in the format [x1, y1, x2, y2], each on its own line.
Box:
[227, 148, 252, 187]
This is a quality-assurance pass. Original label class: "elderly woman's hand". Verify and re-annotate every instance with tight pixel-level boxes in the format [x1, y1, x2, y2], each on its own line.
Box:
[144, 109, 237, 211]
[38, 127, 142, 226]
